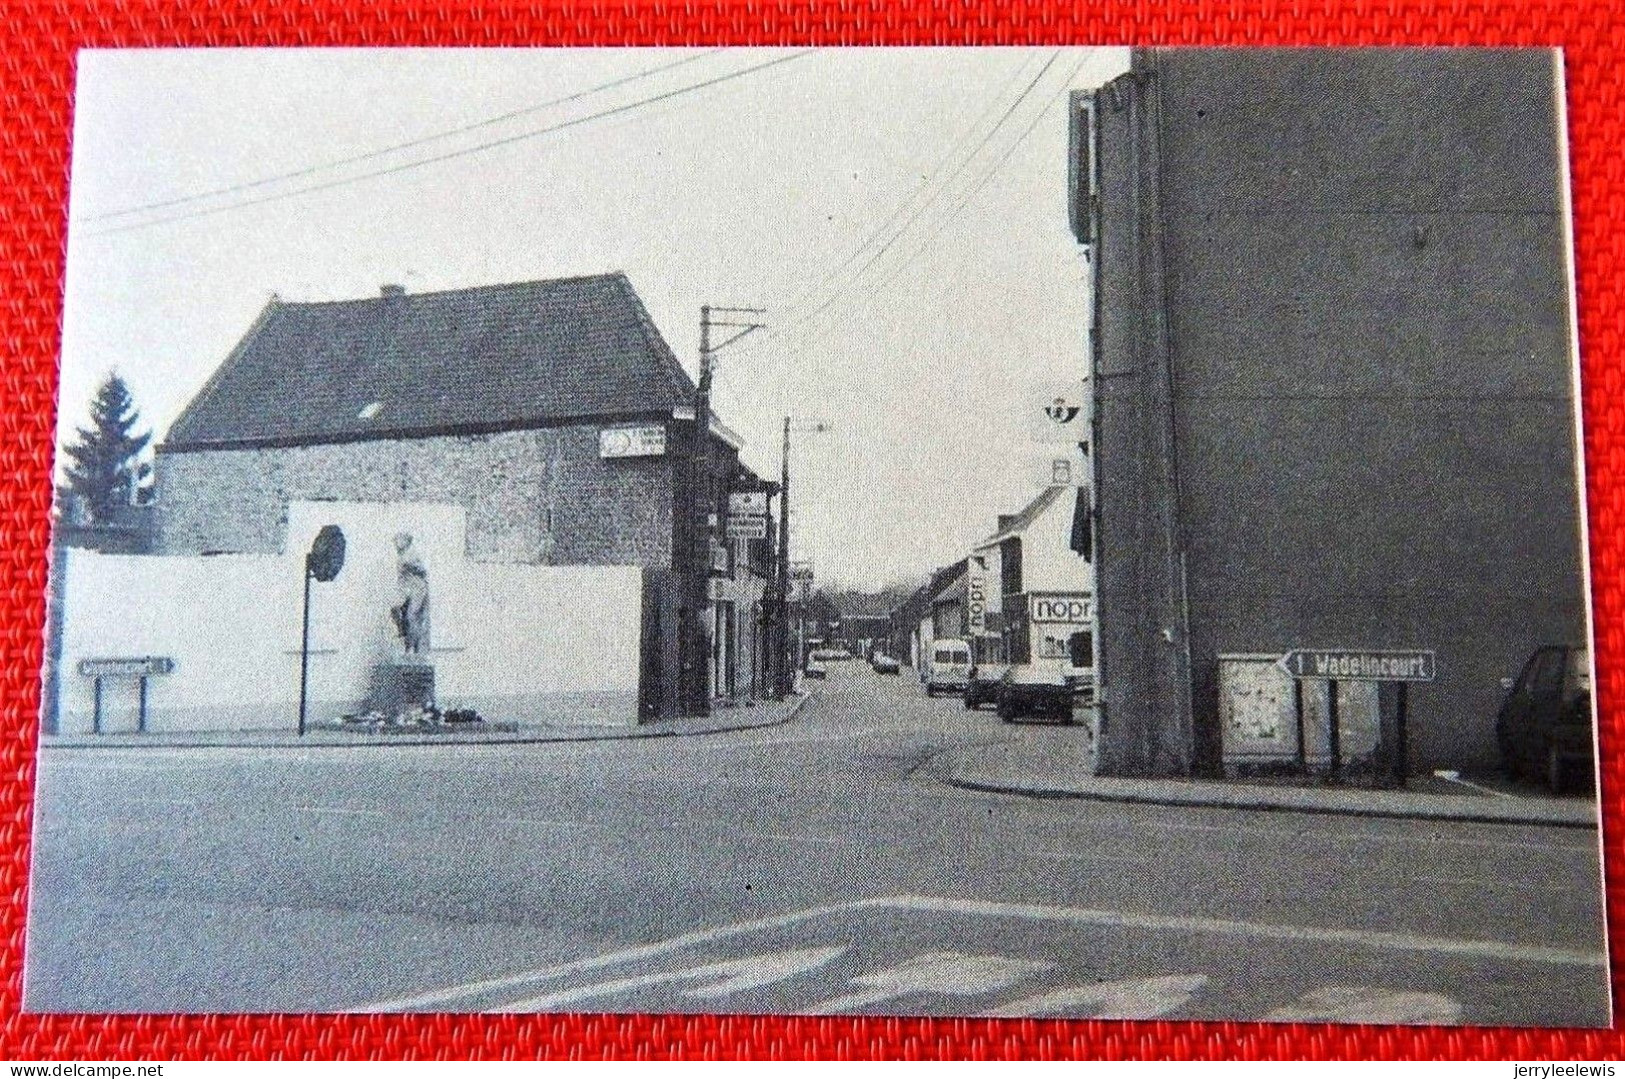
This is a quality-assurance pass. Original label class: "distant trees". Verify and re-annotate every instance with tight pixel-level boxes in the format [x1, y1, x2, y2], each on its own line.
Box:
[57, 373, 154, 525]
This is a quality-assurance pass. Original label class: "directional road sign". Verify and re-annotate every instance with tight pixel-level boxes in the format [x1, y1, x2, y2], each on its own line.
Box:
[1277, 649, 1436, 682]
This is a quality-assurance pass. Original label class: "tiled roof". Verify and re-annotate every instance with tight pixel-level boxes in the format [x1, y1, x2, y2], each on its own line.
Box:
[164, 273, 696, 449]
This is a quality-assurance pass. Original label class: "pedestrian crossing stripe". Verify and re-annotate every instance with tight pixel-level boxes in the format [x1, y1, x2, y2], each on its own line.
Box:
[362, 894, 1603, 1013]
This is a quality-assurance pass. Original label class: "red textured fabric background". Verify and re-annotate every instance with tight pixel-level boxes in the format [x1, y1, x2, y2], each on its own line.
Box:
[0, 0, 1620, 1062]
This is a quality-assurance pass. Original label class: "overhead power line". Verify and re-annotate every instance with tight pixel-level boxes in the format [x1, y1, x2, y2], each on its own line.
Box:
[765, 49, 1063, 344]
[867, 53, 1093, 297]
[84, 49, 818, 239]
[758, 50, 1042, 332]
[85, 49, 726, 224]
[784, 53, 1089, 359]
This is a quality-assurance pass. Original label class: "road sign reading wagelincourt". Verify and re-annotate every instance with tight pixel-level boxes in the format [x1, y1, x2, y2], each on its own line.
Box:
[1277, 649, 1436, 682]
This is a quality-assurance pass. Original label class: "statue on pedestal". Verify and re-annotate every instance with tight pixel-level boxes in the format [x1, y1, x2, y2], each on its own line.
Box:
[390, 532, 431, 657]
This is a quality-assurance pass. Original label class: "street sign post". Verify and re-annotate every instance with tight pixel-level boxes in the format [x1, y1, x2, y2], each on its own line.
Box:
[1276, 649, 1436, 682]
[1276, 648, 1435, 788]
[78, 656, 175, 735]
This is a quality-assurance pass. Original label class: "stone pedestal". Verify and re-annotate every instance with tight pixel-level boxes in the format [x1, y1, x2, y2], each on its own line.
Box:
[368, 661, 435, 716]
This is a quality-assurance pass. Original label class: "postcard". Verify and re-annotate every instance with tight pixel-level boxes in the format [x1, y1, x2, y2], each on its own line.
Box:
[27, 46, 1605, 1026]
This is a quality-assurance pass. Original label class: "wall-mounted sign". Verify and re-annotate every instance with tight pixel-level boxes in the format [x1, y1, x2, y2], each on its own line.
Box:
[729, 491, 769, 515]
[966, 571, 989, 634]
[726, 516, 768, 540]
[707, 577, 728, 602]
[1028, 593, 1093, 624]
[710, 542, 729, 573]
[1028, 381, 1089, 444]
[599, 425, 667, 458]
[79, 656, 175, 679]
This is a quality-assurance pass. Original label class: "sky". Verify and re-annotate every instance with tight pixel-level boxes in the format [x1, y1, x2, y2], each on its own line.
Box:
[60, 47, 1128, 591]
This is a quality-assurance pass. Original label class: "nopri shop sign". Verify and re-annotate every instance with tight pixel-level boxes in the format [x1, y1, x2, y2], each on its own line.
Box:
[1028, 594, 1092, 624]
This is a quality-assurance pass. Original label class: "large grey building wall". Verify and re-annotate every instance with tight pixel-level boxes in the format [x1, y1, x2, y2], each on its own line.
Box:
[155, 424, 677, 569]
[1090, 74, 1197, 776]
[1142, 48, 1584, 770]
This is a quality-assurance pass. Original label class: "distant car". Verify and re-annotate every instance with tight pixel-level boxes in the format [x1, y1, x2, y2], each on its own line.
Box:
[996, 664, 1076, 722]
[870, 654, 902, 675]
[1496, 644, 1593, 793]
[803, 657, 828, 681]
[923, 639, 972, 696]
[827, 648, 853, 661]
[963, 663, 1009, 709]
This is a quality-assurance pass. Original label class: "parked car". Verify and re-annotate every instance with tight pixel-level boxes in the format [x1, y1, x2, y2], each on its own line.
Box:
[802, 657, 828, 681]
[963, 663, 1009, 709]
[1496, 644, 1593, 792]
[922, 638, 973, 696]
[827, 648, 853, 661]
[870, 654, 902, 675]
[996, 664, 1076, 722]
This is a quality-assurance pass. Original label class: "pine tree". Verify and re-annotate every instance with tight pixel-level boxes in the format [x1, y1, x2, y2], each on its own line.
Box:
[58, 373, 153, 525]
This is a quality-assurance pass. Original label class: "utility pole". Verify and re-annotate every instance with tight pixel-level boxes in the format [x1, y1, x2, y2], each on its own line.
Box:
[772, 418, 831, 698]
[683, 304, 766, 717]
[775, 416, 791, 698]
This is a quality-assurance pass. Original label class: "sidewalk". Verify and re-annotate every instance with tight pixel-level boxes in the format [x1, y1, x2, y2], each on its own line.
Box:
[39, 694, 811, 751]
[934, 728, 1600, 829]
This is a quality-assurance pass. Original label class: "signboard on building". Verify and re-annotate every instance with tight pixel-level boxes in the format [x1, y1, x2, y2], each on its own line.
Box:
[1277, 649, 1436, 682]
[966, 567, 989, 634]
[729, 491, 769, 516]
[707, 577, 727, 602]
[788, 562, 814, 603]
[725, 516, 768, 540]
[1028, 593, 1093, 624]
[1028, 381, 1089, 444]
[599, 425, 667, 458]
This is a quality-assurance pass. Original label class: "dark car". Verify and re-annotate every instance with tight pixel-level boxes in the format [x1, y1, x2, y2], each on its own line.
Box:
[996, 664, 1076, 722]
[963, 663, 1009, 709]
[870, 654, 901, 675]
[1495, 644, 1593, 793]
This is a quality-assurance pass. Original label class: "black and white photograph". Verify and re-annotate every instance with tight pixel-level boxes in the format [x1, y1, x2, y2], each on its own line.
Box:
[27, 45, 1606, 1026]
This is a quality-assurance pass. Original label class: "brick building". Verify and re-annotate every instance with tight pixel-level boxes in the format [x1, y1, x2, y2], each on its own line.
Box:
[1077, 49, 1586, 775]
[156, 273, 769, 718]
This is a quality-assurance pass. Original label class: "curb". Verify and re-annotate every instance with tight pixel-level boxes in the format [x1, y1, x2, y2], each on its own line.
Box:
[38, 693, 813, 752]
[938, 772, 1599, 830]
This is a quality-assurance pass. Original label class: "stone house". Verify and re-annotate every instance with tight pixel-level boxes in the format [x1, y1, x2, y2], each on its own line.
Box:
[155, 272, 765, 719]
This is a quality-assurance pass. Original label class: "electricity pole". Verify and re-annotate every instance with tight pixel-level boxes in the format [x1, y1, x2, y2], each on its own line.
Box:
[773, 418, 831, 698]
[683, 304, 765, 717]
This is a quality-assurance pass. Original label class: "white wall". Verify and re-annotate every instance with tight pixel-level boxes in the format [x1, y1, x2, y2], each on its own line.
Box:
[1021, 489, 1095, 596]
[54, 501, 644, 733]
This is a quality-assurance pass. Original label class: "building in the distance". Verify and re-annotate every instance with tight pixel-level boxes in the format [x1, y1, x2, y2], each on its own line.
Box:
[154, 273, 771, 719]
[1077, 48, 1586, 776]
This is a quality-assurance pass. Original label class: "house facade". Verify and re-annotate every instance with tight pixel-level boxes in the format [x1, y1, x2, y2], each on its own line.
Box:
[153, 273, 768, 720]
[970, 484, 1095, 673]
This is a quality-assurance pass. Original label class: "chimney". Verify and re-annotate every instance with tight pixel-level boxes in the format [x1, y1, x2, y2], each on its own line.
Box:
[380, 284, 406, 299]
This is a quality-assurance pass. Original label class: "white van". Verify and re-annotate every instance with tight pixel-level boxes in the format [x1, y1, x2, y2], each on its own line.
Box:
[923, 638, 973, 697]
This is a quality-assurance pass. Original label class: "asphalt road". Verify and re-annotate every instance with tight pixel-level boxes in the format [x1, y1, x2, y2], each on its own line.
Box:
[23, 662, 1611, 1025]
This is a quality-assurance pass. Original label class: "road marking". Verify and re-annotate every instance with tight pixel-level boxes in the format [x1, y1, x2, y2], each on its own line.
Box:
[497, 945, 847, 1012]
[361, 897, 884, 1011]
[806, 951, 1051, 1015]
[363, 893, 1605, 1012]
[1265, 985, 1463, 1025]
[990, 974, 1210, 1019]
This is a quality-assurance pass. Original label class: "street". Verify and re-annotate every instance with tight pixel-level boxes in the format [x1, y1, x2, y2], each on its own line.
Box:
[24, 662, 1609, 1025]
